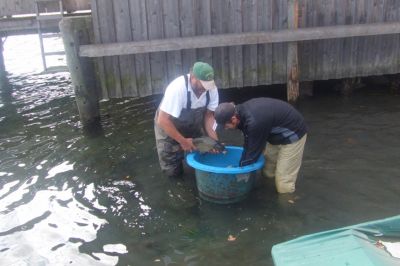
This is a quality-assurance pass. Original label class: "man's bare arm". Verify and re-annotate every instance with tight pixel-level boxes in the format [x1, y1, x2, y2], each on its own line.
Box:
[157, 110, 196, 152]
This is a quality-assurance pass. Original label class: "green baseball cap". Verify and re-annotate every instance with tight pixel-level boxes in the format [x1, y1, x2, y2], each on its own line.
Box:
[192, 62, 216, 90]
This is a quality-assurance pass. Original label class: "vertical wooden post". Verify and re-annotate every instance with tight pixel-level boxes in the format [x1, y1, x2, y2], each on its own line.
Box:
[300, 81, 314, 98]
[0, 36, 6, 89]
[287, 0, 299, 104]
[389, 74, 400, 94]
[59, 16, 101, 128]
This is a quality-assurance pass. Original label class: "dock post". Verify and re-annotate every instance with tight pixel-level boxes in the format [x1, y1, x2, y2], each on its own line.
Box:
[287, 0, 299, 104]
[0, 35, 6, 89]
[300, 81, 314, 98]
[59, 16, 101, 128]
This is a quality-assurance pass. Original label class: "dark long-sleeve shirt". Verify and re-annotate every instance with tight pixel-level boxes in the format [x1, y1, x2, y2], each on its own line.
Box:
[237, 98, 307, 166]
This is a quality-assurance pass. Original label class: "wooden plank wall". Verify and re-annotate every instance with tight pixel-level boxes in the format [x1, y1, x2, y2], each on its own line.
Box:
[1, 0, 39, 16]
[0, 0, 90, 17]
[298, 0, 400, 81]
[91, 0, 400, 99]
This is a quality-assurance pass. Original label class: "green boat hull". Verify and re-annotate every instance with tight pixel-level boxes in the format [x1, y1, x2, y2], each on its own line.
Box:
[272, 215, 400, 266]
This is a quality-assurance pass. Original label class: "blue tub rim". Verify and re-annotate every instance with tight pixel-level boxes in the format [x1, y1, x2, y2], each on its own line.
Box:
[186, 146, 265, 174]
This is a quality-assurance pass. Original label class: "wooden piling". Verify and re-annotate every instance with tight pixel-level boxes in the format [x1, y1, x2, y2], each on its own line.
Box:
[389, 74, 400, 95]
[0, 36, 6, 89]
[59, 16, 100, 128]
[300, 81, 314, 98]
[287, 0, 299, 104]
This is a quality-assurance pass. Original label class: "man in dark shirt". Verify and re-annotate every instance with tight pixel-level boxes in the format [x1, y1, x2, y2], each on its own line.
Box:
[214, 98, 308, 193]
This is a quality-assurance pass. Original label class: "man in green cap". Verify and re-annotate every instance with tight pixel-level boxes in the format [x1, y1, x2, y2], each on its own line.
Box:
[154, 62, 219, 177]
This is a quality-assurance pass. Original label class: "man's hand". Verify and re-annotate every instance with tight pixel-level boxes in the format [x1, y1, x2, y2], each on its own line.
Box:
[208, 147, 221, 154]
[179, 138, 197, 152]
[208, 141, 226, 154]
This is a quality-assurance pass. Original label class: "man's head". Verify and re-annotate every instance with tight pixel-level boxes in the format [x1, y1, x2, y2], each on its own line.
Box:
[191, 62, 216, 91]
[214, 102, 239, 129]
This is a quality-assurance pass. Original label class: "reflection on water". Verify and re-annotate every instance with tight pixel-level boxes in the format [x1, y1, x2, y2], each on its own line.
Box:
[1, 35, 400, 265]
[3, 34, 66, 74]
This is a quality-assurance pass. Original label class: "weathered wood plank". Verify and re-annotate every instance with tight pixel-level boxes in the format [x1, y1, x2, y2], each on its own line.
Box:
[0, 0, 90, 17]
[331, 0, 343, 79]
[0, 36, 6, 86]
[114, 0, 138, 97]
[179, 0, 197, 75]
[332, 0, 343, 79]
[298, 0, 311, 80]
[257, 0, 273, 84]
[91, 0, 108, 100]
[303, 0, 317, 80]
[353, 0, 367, 77]
[242, 0, 258, 87]
[162, 0, 182, 83]
[312, 0, 323, 80]
[0, 16, 56, 34]
[96, 0, 122, 98]
[79, 22, 400, 57]
[321, 0, 336, 79]
[394, 0, 400, 74]
[60, 16, 100, 126]
[345, 0, 358, 78]
[129, 0, 152, 97]
[85, 0, 400, 98]
[194, 0, 212, 67]
[211, 1, 229, 89]
[63, 0, 91, 13]
[357, 0, 376, 76]
[339, 0, 356, 78]
[287, 0, 299, 103]
[146, 0, 167, 94]
[384, 0, 400, 74]
[271, 0, 287, 84]
[334, 0, 347, 79]
[369, 0, 385, 75]
[1, 0, 47, 17]
[227, 0, 243, 88]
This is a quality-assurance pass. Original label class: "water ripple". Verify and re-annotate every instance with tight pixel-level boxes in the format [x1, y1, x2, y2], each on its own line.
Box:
[0, 189, 111, 265]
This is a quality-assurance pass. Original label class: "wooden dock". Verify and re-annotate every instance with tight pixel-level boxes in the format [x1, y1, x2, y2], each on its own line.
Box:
[0, 0, 90, 74]
[79, 0, 400, 101]
[0, 0, 90, 34]
[2, 0, 400, 127]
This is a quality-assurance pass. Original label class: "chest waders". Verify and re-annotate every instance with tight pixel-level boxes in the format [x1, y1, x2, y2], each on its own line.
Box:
[154, 75, 210, 177]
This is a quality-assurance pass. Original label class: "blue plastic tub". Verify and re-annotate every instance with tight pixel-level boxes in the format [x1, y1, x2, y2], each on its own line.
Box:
[186, 146, 265, 204]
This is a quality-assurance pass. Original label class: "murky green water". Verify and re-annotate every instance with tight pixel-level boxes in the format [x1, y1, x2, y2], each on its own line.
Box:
[1, 35, 400, 265]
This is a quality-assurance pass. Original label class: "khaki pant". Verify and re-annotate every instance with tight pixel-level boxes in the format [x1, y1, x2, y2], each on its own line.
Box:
[263, 134, 307, 193]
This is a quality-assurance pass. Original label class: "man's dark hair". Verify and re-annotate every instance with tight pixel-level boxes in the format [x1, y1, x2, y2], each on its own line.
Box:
[215, 102, 235, 125]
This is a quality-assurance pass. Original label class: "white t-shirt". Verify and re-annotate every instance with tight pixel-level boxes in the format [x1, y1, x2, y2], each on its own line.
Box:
[159, 74, 219, 118]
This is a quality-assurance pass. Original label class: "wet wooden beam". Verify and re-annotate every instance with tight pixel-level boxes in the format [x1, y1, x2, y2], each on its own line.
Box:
[300, 81, 314, 98]
[0, 36, 6, 89]
[0, 0, 90, 17]
[287, 0, 299, 104]
[59, 16, 100, 128]
[0, 16, 60, 35]
[0, 13, 91, 36]
[79, 22, 400, 57]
